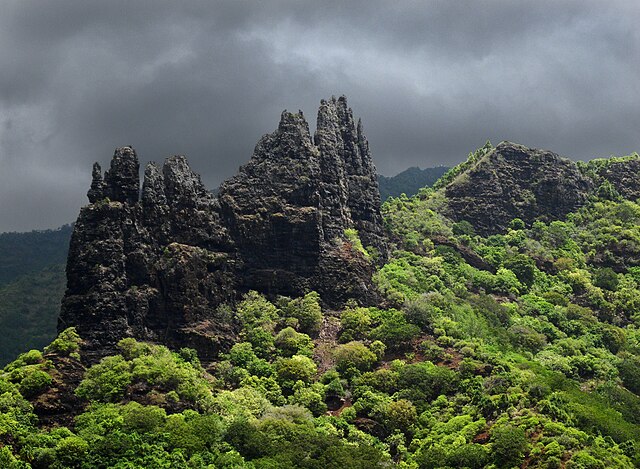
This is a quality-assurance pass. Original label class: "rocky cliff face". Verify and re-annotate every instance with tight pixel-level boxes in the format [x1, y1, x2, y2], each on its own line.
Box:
[443, 142, 595, 235]
[58, 96, 387, 361]
[219, 97, 386, 306]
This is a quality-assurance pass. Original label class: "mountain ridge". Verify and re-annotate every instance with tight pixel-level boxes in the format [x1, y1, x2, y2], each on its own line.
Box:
[378, 166, 449, 200]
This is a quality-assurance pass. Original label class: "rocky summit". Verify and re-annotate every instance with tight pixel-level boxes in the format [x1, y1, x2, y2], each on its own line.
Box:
[58, 96, 387, 361]
[442, 142, 595, 235]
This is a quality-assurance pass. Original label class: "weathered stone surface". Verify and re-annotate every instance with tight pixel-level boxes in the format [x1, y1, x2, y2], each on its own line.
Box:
[443, 142, 594, 235]
[219, 97, 387, 306]
[59, 97, 387, 361]
[60, 147, 237, 362]
[87, 162, 105, 204]
[103, 146, 140, 204]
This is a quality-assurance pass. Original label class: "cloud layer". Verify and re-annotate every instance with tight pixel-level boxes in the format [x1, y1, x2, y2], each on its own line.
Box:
[1, 0, 638, 231]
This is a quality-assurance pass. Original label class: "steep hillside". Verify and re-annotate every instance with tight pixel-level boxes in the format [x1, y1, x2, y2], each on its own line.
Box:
[5, 187, 640, 466]
[438, 142, 594, 235]
[0, 226, 71, 365]
[0, 265, 66, 365]
[378, 166, 449, 201]
[0, 225, 72, 286]
[4, 106, 640, 467]
[432, 142, 640, 237]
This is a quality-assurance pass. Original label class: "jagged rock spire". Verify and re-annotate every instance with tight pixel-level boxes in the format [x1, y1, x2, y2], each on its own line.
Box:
[103, 146, 140, 204]
[87, 162, 105, 203]
[314, 96, 386, 257]
[61, 96, 388, 362]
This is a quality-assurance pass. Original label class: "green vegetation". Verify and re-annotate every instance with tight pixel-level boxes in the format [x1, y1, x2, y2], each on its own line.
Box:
[344, 228, 370, 259]
[431, 141, 493, 191]
[378, 166, 450, 201]
[0, 225, 72, 286]
[0, 265, 66, 365]
[7, 153, 640, 466]
[0, 225, 72, 366]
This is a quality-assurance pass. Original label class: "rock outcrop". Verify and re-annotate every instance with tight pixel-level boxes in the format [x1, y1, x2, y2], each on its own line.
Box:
[58, 96, 387, 361]
[61, 149, 238, 361]
[443, 142, 594, 235]
[219, 97, 387, 306]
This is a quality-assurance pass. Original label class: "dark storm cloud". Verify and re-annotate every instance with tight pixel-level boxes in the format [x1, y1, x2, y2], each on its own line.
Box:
[1, 0, 638, 231]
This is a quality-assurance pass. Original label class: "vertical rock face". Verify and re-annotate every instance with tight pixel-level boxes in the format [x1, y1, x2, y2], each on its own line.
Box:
[219, 97, 387, 305]
[103, 146, 140, 204]
[60, 149, 237, 361]
[314, 97, 386, 253]
[59, 96, 388, 360]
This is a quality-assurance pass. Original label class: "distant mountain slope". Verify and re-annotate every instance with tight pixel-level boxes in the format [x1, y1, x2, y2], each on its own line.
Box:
[377, 166, 449, 200]
[0, 264, 65, 365]
[0, 225, 72, 286]
[0, 225, 72, 365]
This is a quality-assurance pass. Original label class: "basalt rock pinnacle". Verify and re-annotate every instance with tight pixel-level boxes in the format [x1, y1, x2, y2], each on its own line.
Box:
[58, 96, 388, 361]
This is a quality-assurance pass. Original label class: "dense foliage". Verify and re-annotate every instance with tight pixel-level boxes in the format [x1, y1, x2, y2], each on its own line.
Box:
[0, 225, 72, 286]
[378, 166, 449, 201]
[5, 155, 640, 467]
[0, 226, 72, 365]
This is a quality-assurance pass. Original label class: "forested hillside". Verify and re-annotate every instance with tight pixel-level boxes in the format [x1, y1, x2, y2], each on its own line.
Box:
[3, 146, 640, 467]
[0, 226, 72, 286]
[378, 166, 449, 201]
[0, 227, 71, 365]
[0, 265, 66, 365]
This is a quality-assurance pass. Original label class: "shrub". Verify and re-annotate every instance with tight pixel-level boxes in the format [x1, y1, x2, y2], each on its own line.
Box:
[383, 399, 417, 433]
[453, 220, 475, 236]
[229, 342, 259, 368]
[340, 307, 373, 342]
[503, 254, 536, 288]
[593, 268, 619, 291]
[282, 292, 323, 336]
[274, 328, 314, 357]
[275, 355, 317, 392]
[237, 291, 279, 329]
[333, 342, 377, 373]
[396, 362, 458, 406]
[55, 436, 89, 467]
[288, 382, 327, 416]
[370, 310, 420, 351]
[19, 369, 52, 397]
[19, 350, 43, 365]
[44, 327, 82, 356]
[75, 355, 132, 402]
[245, 327, 276, 358]
[344, 228, 369, 258]
[490, 425, 528, 467]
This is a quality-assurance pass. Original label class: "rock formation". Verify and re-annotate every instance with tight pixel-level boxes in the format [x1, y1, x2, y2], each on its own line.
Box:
[219, 97, 387, 306]
[58, 96, 387, 361]
[442, 142, 594, 235]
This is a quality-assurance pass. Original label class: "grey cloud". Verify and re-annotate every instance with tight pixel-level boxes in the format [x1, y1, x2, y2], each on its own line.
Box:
[0, 0, 638, 231]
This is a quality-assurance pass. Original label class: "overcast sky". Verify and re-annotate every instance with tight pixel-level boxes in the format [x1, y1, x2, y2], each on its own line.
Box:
[1, 0, 639, 232]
